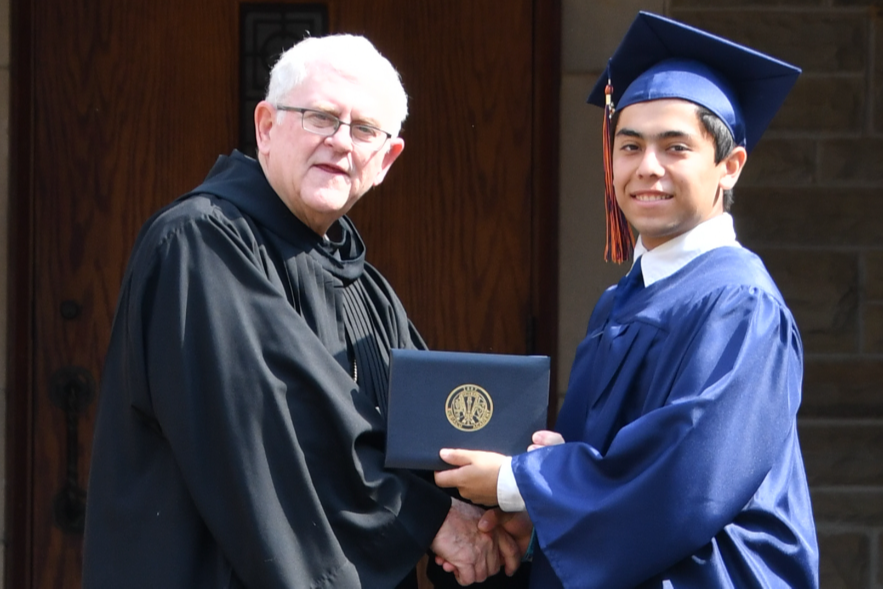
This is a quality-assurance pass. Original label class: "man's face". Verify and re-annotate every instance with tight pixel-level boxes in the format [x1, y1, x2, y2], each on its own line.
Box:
[255, 66, 404, 235]
[612, 99, 739, 250]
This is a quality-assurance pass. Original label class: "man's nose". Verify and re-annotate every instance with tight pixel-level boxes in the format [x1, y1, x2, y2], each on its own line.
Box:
[325, 122, 355, 149]
[637, 148, 664, 177]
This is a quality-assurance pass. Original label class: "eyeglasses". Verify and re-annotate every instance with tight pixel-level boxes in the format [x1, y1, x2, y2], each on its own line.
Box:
[276, 106, 393, 149]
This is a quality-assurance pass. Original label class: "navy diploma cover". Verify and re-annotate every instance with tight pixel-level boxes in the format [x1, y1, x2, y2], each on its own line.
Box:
[385, 349, 551, 470]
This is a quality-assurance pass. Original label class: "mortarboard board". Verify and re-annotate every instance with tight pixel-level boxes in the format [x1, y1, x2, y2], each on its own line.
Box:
[586, 11, 801, 263]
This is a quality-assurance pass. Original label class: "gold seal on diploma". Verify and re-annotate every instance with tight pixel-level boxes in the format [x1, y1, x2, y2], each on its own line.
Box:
[445, 384, 493, 431]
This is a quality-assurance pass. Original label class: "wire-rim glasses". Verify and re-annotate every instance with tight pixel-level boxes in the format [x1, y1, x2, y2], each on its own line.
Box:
[276, 106, 392, 149]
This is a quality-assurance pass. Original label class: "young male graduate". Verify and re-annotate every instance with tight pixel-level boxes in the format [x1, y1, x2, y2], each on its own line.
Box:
[434, 12, 819, 588]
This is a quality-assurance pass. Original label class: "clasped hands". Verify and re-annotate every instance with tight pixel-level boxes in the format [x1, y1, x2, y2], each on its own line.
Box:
[429, 430, 564, 585]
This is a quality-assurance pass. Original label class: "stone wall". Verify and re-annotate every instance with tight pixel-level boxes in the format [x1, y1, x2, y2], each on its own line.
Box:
[559, 0, 883, 586]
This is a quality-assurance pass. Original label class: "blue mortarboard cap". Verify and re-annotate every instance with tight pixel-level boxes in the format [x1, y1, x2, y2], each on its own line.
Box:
[587, 11, 801, 153]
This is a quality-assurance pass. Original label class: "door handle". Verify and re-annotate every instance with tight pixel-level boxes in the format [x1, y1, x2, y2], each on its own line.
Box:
[48, 367, 95, 534]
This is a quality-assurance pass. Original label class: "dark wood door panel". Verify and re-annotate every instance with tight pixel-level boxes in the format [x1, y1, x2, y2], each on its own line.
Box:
[30, 1, 239, 585]
[340, 1, 535, 354]
[11, 1, 557, 587]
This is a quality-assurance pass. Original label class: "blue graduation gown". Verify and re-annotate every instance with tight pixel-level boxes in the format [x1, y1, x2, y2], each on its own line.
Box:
[512, 247, 818, 588]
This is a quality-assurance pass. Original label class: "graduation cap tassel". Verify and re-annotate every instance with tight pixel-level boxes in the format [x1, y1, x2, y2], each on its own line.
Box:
[602, 83, 634, 264]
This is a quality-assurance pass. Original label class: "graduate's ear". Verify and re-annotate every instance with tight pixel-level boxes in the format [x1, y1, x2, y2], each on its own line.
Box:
[372, 137, 405, 186]
[719, 145, 748, 191]
[254, 101, 277, 157]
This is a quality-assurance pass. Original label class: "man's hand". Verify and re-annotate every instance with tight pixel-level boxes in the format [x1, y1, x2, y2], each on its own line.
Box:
[430, 498, 520, 585]
[479, 509, 534, 556]
[435, 449, 506, 506]
[528, 430, 565, 451]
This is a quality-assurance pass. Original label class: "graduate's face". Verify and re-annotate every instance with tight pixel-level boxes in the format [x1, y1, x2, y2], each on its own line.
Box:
[612, 99, 745, 250]
[254, 66, 404, 236]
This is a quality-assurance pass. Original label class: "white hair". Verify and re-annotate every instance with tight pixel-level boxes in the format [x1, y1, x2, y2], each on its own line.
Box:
[265, 34, 408, 135]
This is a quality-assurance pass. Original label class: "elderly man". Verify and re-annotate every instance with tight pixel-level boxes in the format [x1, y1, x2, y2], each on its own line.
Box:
[83, 34, 517, 588]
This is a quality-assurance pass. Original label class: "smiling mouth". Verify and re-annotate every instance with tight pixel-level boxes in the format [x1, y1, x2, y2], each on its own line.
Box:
[633, 193, 672, 202]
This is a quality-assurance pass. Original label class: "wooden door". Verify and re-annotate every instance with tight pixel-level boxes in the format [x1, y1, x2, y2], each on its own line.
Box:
[6, 1, 559, 587]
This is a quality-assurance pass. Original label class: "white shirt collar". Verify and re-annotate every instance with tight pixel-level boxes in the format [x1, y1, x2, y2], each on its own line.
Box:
[632, 213, 741, 286]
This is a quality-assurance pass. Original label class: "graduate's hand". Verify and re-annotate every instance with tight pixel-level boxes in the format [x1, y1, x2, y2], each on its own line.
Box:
[435, 449, 506, 506]
[431, 498, 517, 584]
[479, 509, 534, 557]
[528, 430, 565, 451]
[492, 523, 523, 577]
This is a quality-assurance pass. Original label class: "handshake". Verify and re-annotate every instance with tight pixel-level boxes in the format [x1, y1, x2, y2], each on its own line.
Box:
[429, 430, 564, 585]
[430, 498, 532, 585]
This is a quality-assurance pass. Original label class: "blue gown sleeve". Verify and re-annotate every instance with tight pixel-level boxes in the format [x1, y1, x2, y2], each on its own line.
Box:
[512, 285, 804, 588]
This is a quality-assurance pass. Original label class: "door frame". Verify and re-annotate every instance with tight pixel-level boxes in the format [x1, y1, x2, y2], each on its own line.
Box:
[7, 0, 37, 586]
[3, 1, 560, 587]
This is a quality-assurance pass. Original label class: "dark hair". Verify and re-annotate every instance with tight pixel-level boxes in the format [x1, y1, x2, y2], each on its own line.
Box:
[610, 104, 738, 211]
[695, 106, 736, 211]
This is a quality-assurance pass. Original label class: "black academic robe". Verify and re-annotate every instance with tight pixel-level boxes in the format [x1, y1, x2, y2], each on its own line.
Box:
[82, 151, 451, 588]
[513, 247, 819, 588]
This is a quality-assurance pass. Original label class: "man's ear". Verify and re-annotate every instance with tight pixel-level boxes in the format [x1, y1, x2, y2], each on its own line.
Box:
[372, 138, 405, 186]
[254, 101, 276, 156]
[720, 146, 748, 191]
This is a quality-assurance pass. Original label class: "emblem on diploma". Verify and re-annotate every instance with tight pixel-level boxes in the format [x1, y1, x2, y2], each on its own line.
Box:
[445, 384, 494, 431]
[386, 349, 550, 470]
